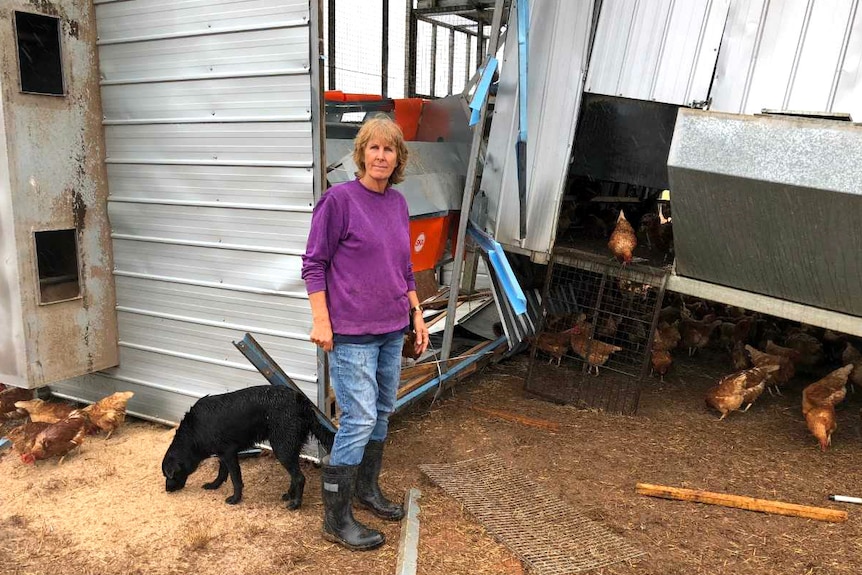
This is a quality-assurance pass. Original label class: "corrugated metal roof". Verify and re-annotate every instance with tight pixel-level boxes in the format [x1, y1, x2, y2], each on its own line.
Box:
[53, 0, 319, 424]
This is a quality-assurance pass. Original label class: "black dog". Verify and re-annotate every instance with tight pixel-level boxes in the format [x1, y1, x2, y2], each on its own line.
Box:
[162, 385, 334, 507]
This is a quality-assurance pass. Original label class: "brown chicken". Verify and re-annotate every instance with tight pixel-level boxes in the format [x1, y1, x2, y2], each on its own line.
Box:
[81, 391, 135, 439]
[784, 332, 824, 368]
[730, 341, 749, 370]
[705, 365, 779, 420]
[0, 387, 33, 420]
[745, 344, 795, 394]
[569, 324, 622, 375]
[13, 399, 77, 424]
[653, 321, 681, 352]
[530, 331, 570, 366]
[608, 210, 637, 264]
[21, 411, 89, 464]
[680, 317, 722, 357]
[801, 364, 853, 451]
[650, 349, 673, 381]
[764, 340, 802, 365]
[718, 317, 754, 351]
[639, 212, 673, 259]
[841, 342, 862, 392]
[4, 421, 51, 456]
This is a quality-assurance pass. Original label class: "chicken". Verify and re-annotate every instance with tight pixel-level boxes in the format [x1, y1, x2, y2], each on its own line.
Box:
[639, 212, 673, 259]
[802, 364, 853, 415]
[730, 341, 749, 370]
[718, 317, 754, 351]
[800, 365, 852, 451]
[402, 331, 422, 360]
[841, 342, 862, 392]
[21, 411, 89, 464]
[81, 391, 135, 439]
[0, 387, 33, 420]
[653, 321, 681, 352]
[704, 365, 779, 420]
[530, 331, 570, 366]
[4, 421, 51, 456]
[13, 399, 77, 424]
[608, 210, 637, 264]
[569, 324, 622, 375]
[764, 340, 802, 365]
[745, 344, 795, 394]
[784, 332, 824, 368]
[650, 349, 672, 381]
[680, 317, 722, 357]
[804, 406, 837, 452]
[597, 314, 620, 339]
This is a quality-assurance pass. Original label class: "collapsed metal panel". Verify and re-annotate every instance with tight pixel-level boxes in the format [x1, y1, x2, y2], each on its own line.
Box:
[0, 0, 119, 388]
[668, 109, 862, 317]
[52, 0, 319, 424]
[480, 0, 594, 257]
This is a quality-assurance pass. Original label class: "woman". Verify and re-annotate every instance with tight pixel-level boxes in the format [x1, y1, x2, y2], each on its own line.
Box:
[301, 115, 429, 550]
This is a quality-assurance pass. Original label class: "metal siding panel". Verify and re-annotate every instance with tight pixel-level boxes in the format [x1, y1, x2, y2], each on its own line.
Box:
[104, 122, 312, 165]
[585, 0, 636, 96]
[112, 240, 306, 294]
[95, 0, 309, 42]
[833, 2, 862, 119]
[483, 0, 593, 254]
[116, 311, 317, 380]
[106, 164, 314, 209]
[55, 0, 319, 422]
[108, 202, 312, 253]
[709, 0, 768, 114]
[102, 75, 312, 122]
[618, 0, 674, 100]
[99, 27, 309, 83]
[114, 276, 313, 342]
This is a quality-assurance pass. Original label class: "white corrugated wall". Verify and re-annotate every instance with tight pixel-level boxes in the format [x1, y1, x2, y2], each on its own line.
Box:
[52, 0, 321, 424]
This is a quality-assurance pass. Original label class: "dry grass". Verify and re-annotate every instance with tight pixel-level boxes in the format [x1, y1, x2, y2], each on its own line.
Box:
[1, 351, 861, 574]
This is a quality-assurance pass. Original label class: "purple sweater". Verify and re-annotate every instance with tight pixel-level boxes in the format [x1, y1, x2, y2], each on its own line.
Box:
[301, 179, 416, 335]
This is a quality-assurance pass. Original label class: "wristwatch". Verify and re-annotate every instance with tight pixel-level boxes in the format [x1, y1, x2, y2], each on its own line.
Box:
[411, 305, 423, 315]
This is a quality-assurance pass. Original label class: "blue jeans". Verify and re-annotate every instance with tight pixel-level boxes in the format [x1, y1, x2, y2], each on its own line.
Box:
[328, 332, 403, 466]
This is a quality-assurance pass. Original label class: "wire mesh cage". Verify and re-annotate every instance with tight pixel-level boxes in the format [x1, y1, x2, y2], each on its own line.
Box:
[524, 248, 669, 415]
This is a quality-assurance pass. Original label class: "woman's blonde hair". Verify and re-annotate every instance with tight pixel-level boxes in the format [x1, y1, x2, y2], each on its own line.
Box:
[352, 115, 409, 186]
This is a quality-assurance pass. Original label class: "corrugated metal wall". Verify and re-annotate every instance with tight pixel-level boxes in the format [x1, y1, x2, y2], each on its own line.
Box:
[52, 0, 320, 424]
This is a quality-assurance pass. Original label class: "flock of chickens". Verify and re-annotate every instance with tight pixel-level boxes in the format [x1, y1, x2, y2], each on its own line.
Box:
[534, 291, 862, 452]
[0, 386, 134, 463]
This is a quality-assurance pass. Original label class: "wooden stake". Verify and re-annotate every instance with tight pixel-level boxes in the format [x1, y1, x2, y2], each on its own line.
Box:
[470, 406, 561, 432]
[636, 483, 847, 523]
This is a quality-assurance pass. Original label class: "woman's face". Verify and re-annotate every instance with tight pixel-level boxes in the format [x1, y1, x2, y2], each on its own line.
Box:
[363, 137, 398, 182]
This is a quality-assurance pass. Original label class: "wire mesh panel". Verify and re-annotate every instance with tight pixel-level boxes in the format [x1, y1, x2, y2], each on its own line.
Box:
[525, 248, 668, 414]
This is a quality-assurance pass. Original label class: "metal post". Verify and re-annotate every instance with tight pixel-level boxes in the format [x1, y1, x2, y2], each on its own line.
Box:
[327, 0, 336, 90]
[430, 25, 437, 96]
[440, 0, 506, 364]
[382, 0, 389, 97]
[406, 0, 417, 97]
[447, 27, 455, 95]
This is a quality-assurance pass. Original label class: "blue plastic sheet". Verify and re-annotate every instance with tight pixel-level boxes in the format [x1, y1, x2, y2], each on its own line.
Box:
[469, 57, 498, 127]
[467, 224, 527, 315]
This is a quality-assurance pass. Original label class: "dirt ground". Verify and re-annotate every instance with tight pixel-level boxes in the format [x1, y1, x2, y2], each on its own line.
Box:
[2, 349, 862, 575]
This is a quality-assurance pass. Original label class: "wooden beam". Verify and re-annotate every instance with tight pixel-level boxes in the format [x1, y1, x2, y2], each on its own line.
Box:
[469, 406, 562, 432]
[636, 483, 848, 523]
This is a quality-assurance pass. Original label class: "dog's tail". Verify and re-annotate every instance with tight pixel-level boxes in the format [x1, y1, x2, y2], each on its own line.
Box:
[309, 415, 335, 452]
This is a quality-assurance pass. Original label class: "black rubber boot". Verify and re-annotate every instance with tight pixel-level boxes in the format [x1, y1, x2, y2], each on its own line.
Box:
[355, 440, 405, 521]
[322, 463, 385, 550]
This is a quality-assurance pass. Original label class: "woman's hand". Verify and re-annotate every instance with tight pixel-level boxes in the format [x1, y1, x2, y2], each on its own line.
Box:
[310, 319, 334, 352]
[412, 313, 429, 356]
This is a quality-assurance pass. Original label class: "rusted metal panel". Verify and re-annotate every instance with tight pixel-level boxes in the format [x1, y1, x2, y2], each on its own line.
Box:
[668, 109, 862, 317]
[0, 0, 119, 388]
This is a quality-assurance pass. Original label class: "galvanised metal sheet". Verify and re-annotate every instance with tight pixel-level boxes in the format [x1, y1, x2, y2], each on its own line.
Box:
[104, 122, 313, 166]
[98, 27, 309, 84]
[114, 276, 314, 341]
[108, 202, 312, 254]
[111, 240, 306, 294]
[480, 0, 594, 257]
[54, 0, 320, 423]
[106, 164, 314, 209]
[585, 0, 728, 105]
[95, 0, 309, 42]
[711, 0, 862, 119]
[115, 311, 317, 382]
[101, 75, 312, 123]
[668, 109, 862, 317]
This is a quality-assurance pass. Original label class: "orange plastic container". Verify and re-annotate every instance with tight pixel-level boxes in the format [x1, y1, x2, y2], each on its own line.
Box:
[409, 214, 457, 272]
